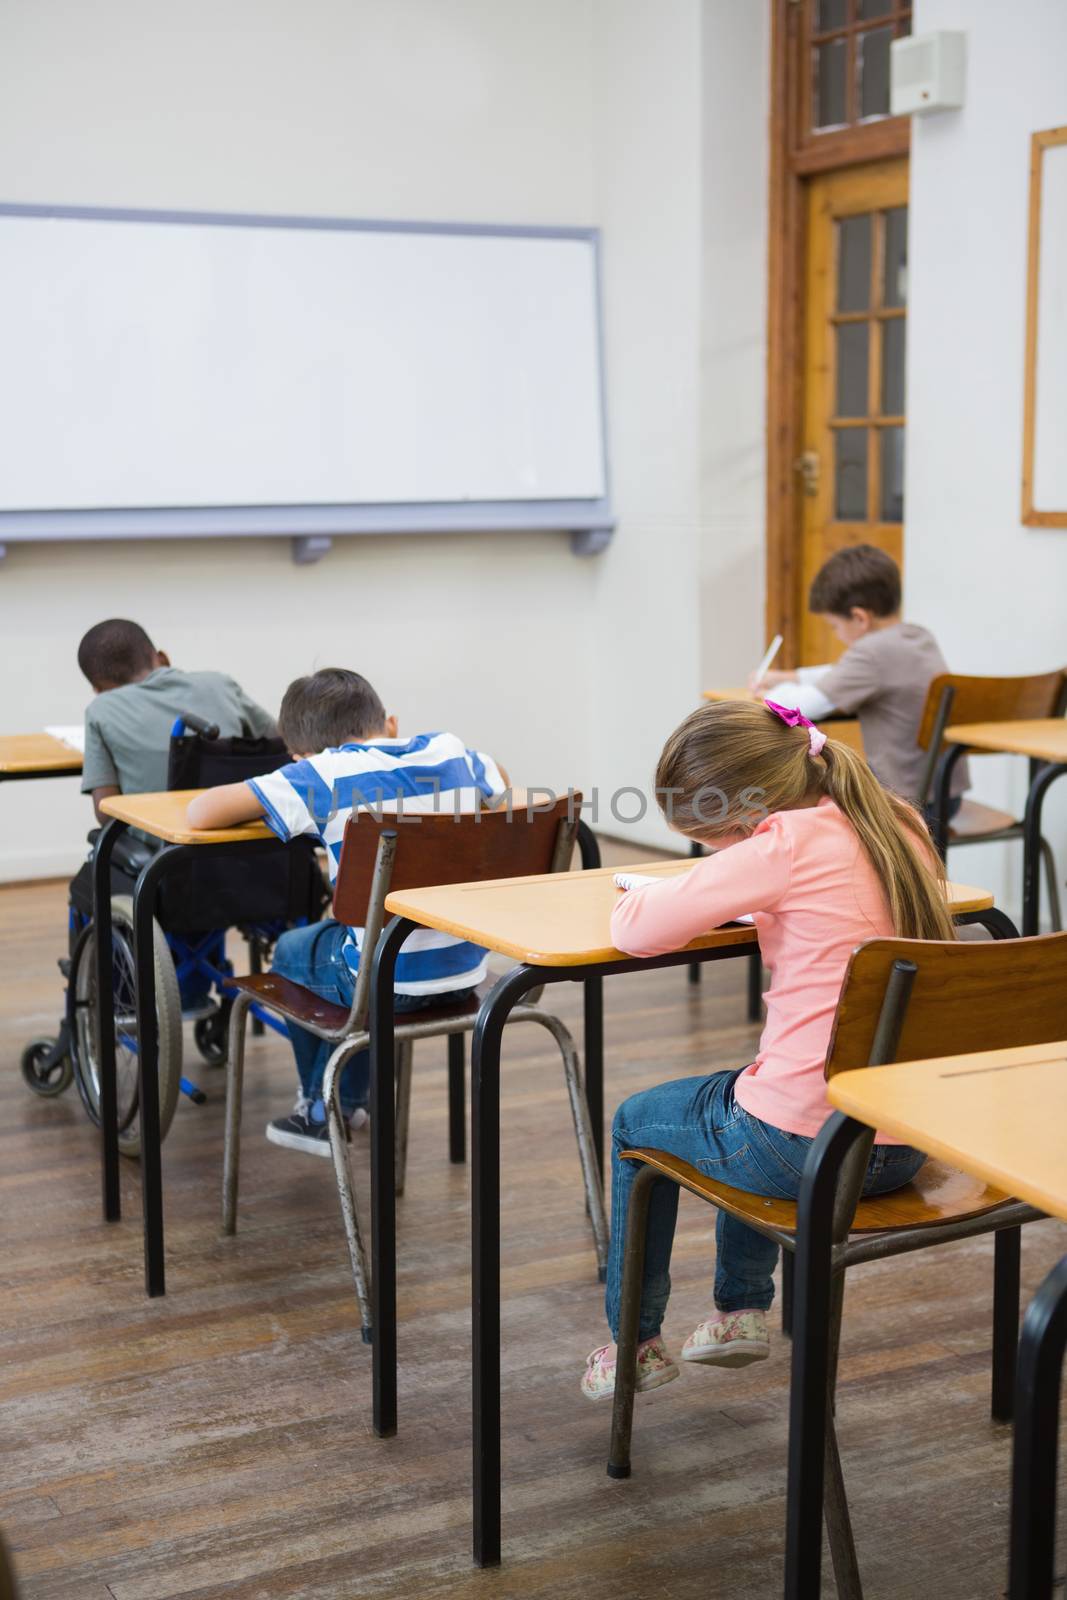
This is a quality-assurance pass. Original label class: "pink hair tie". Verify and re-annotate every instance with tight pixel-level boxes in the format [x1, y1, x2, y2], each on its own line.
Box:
[764, 697, 828, 758]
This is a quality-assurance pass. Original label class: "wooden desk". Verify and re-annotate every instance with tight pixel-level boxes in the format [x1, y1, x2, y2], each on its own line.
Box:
[702, 686, 865, 756]
[935, 718, 1067, 935]
[826, 1043, 1067, 1600]
[94, 790, 280, 1296]
[0, 732, 82, 781]
[369, 863, 1001, 1568]
[100, 789, 273, 846]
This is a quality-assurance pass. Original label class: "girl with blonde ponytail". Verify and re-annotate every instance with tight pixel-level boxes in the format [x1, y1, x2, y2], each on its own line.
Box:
[581, 698, 948, 1403]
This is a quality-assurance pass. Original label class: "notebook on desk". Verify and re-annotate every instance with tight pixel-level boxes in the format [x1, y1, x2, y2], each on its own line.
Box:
[44, 725, 85, 753]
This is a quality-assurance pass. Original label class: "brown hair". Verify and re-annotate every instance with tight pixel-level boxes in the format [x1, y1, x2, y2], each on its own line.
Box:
[808, 543, 901, 618]
[655, 699, 955, 942]
[278, 668, 387, 753]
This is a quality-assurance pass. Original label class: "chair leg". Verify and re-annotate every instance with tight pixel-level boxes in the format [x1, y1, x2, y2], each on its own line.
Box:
[394, 1039, 414, 1200]
[221, 992, 253, 1235]
[823, 1272, 864, 1599]
[992, 1226, 1022, 1423]
[823, 1409, 863, 1600]
[608, 1163, 658, 1480]
[781, 1249, 795, 1339]
[322, 1042, 373, 1342]
[542, 1015, 609, 1278]
[447, 1031, 465, 1164]
[1038, 837, 1062, 932]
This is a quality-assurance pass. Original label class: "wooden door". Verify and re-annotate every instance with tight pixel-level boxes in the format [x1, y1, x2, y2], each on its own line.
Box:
[799, 159, 908, 663]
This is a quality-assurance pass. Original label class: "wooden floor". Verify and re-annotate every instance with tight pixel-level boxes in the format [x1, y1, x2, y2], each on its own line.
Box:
[1, 865, 1064, 1600]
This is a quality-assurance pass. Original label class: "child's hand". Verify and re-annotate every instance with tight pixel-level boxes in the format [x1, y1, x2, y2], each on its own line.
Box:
[749, 667, 791, 694]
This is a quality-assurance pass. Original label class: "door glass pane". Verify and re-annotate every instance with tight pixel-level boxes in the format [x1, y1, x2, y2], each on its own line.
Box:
[836, 323, 870, 417]
[883, 206, 908, 307]
[837, 215, 871, 311]
[817, 0, 847, 28]
[881, 319, 906, 414]
[858, 25, 893, 118]
[815, 38, 847, 128]
[880, 426, 905, 520]
[859, 0, 892, 16]
[835, 429, 868, 520]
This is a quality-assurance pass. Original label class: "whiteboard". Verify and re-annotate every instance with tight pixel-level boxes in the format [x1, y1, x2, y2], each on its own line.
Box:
[1032, 139, 1067, 513]
[0, 206, 611, 551]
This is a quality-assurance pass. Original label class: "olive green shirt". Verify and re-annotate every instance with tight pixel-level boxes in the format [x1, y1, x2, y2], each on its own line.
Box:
[81, 667, 276, 795]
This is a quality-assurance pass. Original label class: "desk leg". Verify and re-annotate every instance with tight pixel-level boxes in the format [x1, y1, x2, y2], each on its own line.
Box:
[471, 964, 545, 1568]
[687, 840, 703, 985]
[370, 915, 412, 1440]
[132, 845, 182, 1298]
[1009, 1254, 1067, 1600]
[1022, 763, 1065, 937]
[93, 820, 126, 1224]
[583, 975, 604, 1180]
[785, 1111, 870, 1600]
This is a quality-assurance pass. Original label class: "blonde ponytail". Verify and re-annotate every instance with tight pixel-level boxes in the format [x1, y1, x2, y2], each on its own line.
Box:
[817, 738, 956, 941]
[654, 699, 956, 943]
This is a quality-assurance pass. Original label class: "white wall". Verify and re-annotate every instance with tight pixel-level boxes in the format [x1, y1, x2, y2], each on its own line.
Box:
[908, 0, 1067, 918]
[0, 0, 768, 879]
[699, 6, 768, 689]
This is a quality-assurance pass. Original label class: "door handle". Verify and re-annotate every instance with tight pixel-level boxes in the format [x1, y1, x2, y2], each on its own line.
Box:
[794, 450, 820, 497]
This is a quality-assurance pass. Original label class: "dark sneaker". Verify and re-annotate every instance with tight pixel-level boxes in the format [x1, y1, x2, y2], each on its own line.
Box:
[265, 1106, 351, 1158]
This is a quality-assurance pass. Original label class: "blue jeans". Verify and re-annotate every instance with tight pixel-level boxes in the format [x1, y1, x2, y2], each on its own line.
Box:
[606, 1068, 926, 1341]
[270, 920, 472, 1118]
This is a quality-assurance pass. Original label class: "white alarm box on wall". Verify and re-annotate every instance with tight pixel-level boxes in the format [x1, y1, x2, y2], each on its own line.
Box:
[890, 31, 966, 116]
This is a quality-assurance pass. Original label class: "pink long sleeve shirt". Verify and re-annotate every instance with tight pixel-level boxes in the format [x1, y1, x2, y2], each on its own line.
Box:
[610, 797, 902, 1140]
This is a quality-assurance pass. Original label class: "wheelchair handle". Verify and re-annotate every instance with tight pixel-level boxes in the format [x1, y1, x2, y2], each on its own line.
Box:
[172, 713, 221, 741]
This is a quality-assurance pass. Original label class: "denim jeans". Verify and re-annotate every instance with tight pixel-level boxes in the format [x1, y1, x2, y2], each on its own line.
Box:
[606, 1067, 926, 1341]
[269, 920, 472, 1118]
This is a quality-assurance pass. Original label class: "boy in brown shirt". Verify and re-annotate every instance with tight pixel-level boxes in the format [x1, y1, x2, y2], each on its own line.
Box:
[754, 544, 968, 809]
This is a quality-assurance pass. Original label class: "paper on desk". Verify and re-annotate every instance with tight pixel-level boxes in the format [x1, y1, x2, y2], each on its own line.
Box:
[44, 724, 85, 753]
[613, 870, 754, 924]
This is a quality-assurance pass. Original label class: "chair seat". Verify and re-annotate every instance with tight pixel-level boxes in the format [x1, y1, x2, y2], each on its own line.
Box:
[620, 1148, 1013, 1234]
[948, 799, 1021, 841]
[230, 971, 485, 1033]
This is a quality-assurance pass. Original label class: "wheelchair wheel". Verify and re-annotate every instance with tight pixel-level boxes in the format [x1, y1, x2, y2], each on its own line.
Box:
[21, 1036, 74, 1098]
[69, 895, 183, 1158]
[194, 999, 232, 1066]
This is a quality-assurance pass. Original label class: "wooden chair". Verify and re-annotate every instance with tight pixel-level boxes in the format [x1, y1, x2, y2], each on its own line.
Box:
[221, 796, 609, 1339]
[918, 669, 1067, 930]
[607, 931, 1067, 1599]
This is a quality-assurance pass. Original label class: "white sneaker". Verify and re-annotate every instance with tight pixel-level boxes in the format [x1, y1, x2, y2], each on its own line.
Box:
[681, 1309, 770, 1367]
[580, 1336, 679, 1401]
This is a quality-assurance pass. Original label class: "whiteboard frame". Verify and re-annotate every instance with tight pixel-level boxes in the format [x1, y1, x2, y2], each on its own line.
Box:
[0, 202, 614, 562]
[1021, 125, 1067, 529]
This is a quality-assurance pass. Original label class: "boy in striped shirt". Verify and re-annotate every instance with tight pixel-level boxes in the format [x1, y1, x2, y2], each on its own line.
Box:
[187, 668, 507, 1155]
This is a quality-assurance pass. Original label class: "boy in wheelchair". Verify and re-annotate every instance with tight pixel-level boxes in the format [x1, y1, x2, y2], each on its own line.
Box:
[71, 617, 277, 950]
[187, 667, 507, 1156]
[21, 620, 326, 1141]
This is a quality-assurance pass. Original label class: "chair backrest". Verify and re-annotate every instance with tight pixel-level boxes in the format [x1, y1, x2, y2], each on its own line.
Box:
[332, 792, 579, 925]
[821, 931, 1067, 1240]
[916, 670, 1067, 753]
[825, 931, 1067, 1078]
[914, 669, 1066, 805]
[330, 794, 580, 1029]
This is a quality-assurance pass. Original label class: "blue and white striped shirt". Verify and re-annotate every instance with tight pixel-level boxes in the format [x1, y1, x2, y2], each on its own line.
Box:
[249, 732, 506, 994]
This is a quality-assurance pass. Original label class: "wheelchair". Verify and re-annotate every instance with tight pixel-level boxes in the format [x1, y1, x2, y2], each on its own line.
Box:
[21, 715, 328, 1155]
